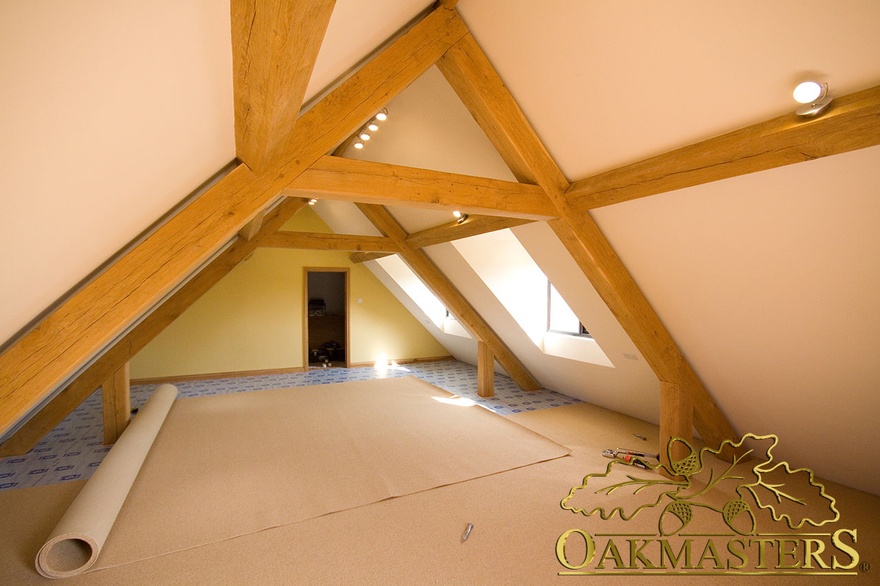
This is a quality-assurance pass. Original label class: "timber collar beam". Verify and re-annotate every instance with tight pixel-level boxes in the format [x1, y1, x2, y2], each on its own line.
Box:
[286, 156, 556, 220]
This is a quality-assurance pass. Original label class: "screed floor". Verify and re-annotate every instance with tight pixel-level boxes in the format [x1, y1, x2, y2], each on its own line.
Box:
[0, 360, 580, 491]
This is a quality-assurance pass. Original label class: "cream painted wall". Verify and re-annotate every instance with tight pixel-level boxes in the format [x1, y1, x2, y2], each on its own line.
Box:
[130, 209, 447, 379]
[0, 1, 234, 345]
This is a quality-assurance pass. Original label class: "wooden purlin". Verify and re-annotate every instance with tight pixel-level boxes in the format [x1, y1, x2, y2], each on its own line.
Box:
[357, 203, 541, 392]
[261, 231, 400, 252]
[566, 84, 880, 210]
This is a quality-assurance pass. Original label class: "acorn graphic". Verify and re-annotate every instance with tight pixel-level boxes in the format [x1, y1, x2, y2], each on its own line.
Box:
[722, 498, 756, 535]
[669, 438, 700, 477]
[659, 500, 693, 536]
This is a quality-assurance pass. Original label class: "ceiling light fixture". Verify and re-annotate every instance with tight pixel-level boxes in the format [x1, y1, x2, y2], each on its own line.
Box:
[453, 210, 468, 224]
[308, 198, 318, 205]
[350, 109, 389, 152]
[793, 81, 832, 117]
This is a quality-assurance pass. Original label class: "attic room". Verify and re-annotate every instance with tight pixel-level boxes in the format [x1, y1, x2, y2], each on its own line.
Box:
[1, 0, 879, 582]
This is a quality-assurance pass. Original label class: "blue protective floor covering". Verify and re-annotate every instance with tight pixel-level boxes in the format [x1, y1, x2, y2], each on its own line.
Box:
[0, 360, 579, 491]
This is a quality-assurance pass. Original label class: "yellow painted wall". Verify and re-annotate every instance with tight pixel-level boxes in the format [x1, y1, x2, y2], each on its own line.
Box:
[130, 208, 448, 378]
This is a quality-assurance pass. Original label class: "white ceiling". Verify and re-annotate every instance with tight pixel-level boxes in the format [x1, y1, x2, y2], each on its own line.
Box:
[1, 1, 879, 494]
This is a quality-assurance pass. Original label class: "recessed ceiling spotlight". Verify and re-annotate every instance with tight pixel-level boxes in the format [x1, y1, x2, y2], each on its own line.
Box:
[793, 81, 832, 117]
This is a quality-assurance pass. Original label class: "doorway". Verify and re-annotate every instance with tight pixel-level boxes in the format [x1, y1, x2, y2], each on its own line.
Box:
[304, 268, 349, 369]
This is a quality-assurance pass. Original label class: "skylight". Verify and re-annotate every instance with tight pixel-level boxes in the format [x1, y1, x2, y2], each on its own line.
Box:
[374, 255, 470, 338]
[452, 229, 613, 367]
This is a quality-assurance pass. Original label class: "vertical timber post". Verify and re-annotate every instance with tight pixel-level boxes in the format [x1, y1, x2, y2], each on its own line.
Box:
[102, 363, 131, 444]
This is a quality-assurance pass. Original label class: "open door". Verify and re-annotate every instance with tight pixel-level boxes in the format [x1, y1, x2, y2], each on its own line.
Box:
[304, 268, 349, 368]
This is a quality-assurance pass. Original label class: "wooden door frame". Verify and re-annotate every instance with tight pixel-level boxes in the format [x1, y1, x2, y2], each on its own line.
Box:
[303, 267, 350, 368]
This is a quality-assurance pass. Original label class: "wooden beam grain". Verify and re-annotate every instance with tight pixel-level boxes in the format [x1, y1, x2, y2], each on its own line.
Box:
[0, 5, 467, 438]
[477, 341, 495, 397]
[438, 29, 737, 447]
[287, 156, 555, 219]
[406, 215, 533, 249]
[349, 252, 393, 264]
[567, 84, 880, 210]
[659, 381, 693, 475]
[232, 0, 336, 172]
[261, 231, 400, 252]
[358, 204, 541, 391]
[102, 363, 131, 445]
[0, 198, 308, 456]
[238, 208, 266, 241]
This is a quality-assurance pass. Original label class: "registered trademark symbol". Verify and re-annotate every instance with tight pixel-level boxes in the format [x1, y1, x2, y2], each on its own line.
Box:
[861, 561, 871, 573]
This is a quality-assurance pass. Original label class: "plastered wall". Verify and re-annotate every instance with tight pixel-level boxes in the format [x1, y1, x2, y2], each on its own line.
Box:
[131, 208, 447, 379]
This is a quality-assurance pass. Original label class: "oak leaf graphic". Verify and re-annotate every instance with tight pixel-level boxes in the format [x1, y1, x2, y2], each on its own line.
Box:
[561, 433, 840, 536]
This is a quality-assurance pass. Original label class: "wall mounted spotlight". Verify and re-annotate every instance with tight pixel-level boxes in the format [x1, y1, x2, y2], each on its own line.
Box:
[367, 121, 379, 132]
[453, 210, 468, 224]
[353, 140, 364, 149]
[793, 81, 832, 117]
[308, 198, 318, 205]
[375, 108, 388, 121]
[359, 131, 371, 141]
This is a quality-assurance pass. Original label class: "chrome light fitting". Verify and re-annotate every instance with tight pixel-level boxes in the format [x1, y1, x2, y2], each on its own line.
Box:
[452, 210, 468, 224]
[793, 81, 832, 117]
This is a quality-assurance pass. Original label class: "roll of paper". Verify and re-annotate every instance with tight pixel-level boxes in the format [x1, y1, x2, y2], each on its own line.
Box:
[35, 384, 177, 579]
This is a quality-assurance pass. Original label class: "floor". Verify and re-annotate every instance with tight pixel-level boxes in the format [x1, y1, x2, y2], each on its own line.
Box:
[0, 360, 579, 491]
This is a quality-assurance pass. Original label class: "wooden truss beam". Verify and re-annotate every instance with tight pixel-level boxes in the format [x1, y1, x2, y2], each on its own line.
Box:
[286, 156, 556, 219]
[438, 31, 737, 448]
[0, 199, 308, 456]
[0, 5, 467, 438]
[357, 203, 541, 391]
[232, 0, 336, 173]
[261, 231, 400, 252]
[346, 214, 531, 262]
[349, 252, 393, 264]
[406, 215, 532, 249]
[566, 84, 880, 210]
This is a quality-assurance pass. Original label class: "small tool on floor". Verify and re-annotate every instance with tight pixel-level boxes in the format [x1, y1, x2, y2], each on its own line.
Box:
[461, 522, 474, 542]
[614, 448, 659, 460]
[602, 448, 659, 470]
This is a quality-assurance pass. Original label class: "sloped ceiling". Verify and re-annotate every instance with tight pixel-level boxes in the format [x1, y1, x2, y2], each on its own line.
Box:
[1, 1, 879, 494]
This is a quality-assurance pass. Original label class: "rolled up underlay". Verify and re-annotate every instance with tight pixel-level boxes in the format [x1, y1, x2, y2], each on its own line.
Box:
[35, 384, 178, 579]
